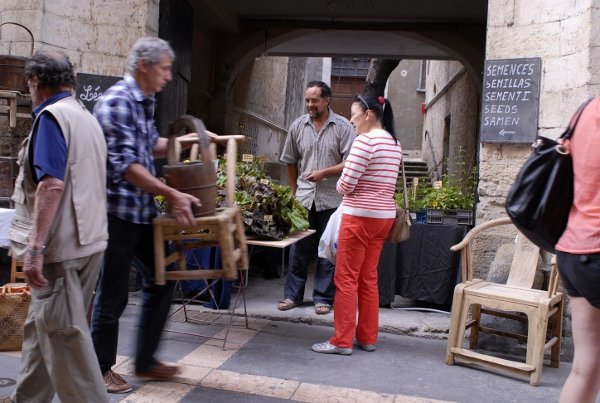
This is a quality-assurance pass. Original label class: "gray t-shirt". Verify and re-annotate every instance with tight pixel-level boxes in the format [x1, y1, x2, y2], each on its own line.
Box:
[280, 109, 356, 211]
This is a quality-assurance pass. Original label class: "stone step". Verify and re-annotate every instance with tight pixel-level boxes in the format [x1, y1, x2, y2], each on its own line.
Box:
[402, 159, 429, 181]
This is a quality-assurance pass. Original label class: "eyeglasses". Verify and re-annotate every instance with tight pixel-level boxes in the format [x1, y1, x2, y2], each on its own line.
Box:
[355, 94, 369, 110]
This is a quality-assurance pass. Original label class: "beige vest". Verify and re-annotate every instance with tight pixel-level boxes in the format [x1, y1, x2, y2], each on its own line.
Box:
[11, 96, 108, 262]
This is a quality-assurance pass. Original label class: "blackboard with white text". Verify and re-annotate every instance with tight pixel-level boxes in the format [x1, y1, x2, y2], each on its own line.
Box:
[75, 73, 121, 113]
[480, 57, 541, 144]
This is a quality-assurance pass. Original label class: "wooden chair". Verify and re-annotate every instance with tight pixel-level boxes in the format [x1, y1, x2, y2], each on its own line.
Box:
[445, 217, 564, 386]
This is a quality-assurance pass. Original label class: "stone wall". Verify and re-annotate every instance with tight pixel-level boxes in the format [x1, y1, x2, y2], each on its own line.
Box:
[0, 0, 159, 157]
[387, 60, 425, 157]
[231, 56, 289, 167]
[0, 0, 157, 76]
[422, 61, 479, 183]
[480, 0, 594, 223]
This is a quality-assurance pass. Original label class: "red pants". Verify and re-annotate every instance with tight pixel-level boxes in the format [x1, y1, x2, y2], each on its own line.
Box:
[330, 214, 394, 348]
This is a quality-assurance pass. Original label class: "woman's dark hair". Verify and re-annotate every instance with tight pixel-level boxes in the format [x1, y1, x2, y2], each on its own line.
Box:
[25, 50, 76, 90]
[307, 80, 332, 99]
[354, 94, 397, 141]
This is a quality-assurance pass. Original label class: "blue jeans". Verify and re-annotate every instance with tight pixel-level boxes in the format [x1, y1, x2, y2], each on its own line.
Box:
[283, 205, 336, 305]
[91, 215, 175, 373]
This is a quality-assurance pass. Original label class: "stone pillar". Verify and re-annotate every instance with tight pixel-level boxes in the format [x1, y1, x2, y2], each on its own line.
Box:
[480, 0, 594, 222]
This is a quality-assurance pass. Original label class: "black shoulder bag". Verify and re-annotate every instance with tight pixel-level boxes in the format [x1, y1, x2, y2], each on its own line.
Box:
[505, 97, 594, 252]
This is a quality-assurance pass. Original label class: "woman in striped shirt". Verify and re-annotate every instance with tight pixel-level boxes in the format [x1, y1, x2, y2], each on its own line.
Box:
[312, 95, 403, 355]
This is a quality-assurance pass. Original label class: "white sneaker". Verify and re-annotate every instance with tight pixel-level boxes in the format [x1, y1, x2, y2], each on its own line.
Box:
[311, 341, 352, 355]
[354, 340, 376, 352]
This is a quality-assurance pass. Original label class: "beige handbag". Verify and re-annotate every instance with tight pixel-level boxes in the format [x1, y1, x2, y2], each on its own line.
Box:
[385, 157, 412, 243]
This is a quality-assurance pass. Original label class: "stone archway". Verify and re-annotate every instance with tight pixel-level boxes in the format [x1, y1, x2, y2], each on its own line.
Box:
[205, 27, 485, 135]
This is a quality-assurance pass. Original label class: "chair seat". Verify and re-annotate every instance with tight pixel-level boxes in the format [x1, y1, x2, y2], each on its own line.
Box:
[464, 281, 562, 306]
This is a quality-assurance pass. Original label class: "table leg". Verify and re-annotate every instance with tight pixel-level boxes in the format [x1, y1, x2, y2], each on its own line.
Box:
[279, 246, 286, 278]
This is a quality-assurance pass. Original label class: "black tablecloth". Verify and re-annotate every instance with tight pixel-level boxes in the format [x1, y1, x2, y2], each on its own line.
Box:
[378, 223, 468, 306]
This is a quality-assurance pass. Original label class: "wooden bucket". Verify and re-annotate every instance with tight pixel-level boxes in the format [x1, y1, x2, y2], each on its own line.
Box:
[163, 116, 217, 217]
[0, 22, 35, 93]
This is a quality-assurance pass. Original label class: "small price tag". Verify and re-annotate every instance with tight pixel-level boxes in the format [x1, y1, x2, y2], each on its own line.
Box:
[433, 180, 443, 189]
[263, 214, 273, 223]
[242, 154, 254, 163]
[260, 178, 270, 185]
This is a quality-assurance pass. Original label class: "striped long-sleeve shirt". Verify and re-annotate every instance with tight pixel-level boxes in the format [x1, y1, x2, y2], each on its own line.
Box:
[336, 128, 402, 219]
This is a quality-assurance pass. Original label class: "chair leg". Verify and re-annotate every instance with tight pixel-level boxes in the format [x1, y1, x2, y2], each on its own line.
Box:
[446, 283, 468, 365]
[550, 298, 564, 368]
[10, 258, 17, 283]
[527, 305, 549, 386]
[446, 283, 469, 365]
[469, 303, 482, 349]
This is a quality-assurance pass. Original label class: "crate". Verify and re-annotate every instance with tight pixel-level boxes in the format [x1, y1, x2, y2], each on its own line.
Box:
[426, 209, 473, 226]
[415, 209, 427, 224]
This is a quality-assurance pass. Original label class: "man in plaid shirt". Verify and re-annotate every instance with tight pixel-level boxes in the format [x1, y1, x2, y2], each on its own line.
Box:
[90, 37, 199, 394]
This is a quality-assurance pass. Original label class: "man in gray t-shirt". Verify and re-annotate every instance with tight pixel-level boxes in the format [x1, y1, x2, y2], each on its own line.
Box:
[278, 81, 355, 314]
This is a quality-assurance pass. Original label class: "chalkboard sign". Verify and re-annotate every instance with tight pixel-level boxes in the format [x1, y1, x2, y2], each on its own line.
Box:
[75, 72, 121, 113]
[480, 57, 541, 144]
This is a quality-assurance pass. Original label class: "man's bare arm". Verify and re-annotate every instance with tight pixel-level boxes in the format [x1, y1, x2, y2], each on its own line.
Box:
[304, 161, 345, 183]
[24, 176, 64, 288]
[286, 163, 299, 195]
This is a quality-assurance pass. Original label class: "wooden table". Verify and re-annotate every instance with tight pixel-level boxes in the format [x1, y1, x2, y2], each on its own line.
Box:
[246, 229, 316, 276]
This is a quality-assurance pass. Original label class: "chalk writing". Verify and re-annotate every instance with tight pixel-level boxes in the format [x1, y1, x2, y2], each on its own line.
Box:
[75, 73, 121, 113]
[480, 58, 541, 144]
[79, 85, 103, 102]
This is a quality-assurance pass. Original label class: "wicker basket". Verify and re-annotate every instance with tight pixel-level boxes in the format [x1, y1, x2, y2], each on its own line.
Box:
[0, 283, 30, 351]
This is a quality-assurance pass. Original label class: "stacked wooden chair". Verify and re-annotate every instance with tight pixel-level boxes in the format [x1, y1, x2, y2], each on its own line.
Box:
[153, 116, 248, 348]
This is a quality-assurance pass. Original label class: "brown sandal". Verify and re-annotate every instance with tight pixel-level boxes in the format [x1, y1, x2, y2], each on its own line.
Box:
[315, 303, 332, 315]
[277, 298, 298, 311]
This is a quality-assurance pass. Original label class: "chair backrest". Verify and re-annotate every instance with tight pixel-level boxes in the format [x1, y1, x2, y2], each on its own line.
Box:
[451, 217, 545, 289]
[506, 232, 540, 288]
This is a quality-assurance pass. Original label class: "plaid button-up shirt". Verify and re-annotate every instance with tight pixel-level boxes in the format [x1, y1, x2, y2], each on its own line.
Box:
[94, 75, 159, 224]
[280, 109, 355, 211]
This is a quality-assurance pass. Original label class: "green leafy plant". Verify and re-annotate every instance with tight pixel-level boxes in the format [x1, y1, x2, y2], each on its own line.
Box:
[395, 147, 477, 211]
[216, 156, 309, 239]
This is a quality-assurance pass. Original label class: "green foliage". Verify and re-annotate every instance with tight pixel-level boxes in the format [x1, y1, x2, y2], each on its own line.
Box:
[396, 147, 477, 211]
[216, 156, 309, 239]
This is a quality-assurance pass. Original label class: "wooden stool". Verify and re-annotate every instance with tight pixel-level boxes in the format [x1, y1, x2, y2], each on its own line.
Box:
[10, 257, 25, 283]
[0, 90, 31, 128]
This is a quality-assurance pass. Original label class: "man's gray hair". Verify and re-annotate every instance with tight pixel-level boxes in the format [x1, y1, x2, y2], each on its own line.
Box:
[126, 37, 175, 74]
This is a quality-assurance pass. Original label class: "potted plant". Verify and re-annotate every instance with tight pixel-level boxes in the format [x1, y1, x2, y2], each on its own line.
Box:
[396, 149, 477, 225]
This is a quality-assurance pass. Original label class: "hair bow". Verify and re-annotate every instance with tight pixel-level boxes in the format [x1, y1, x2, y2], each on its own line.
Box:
[377, 96, 385, 105]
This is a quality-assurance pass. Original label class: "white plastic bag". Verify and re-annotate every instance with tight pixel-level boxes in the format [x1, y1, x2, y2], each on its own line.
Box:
[318, 204, 343, 264]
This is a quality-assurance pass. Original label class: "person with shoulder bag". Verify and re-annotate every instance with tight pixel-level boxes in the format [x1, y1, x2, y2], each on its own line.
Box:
[554, 97, 600, 403]
[312, 95, 402, 355]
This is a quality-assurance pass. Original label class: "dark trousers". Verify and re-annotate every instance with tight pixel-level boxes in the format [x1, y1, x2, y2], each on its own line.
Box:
[284, 205, 336, 305]
[91, 215, 175, 373]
